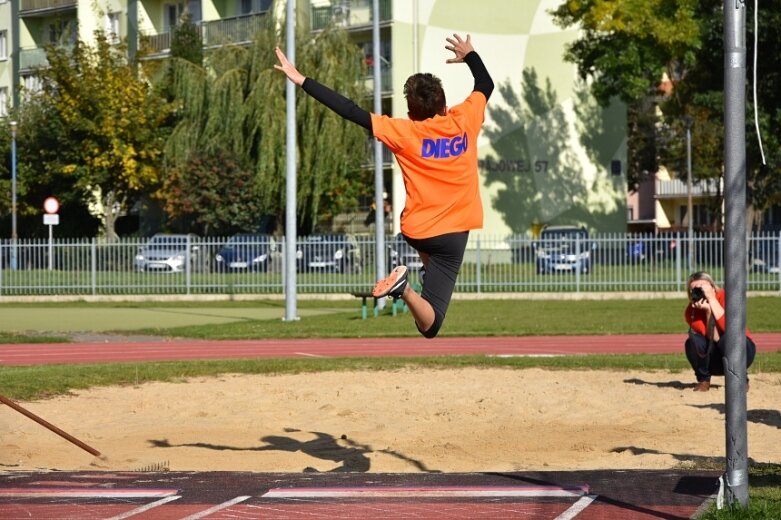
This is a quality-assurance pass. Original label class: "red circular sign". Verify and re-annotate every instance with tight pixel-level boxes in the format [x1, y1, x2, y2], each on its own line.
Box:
[44, 197, 60, 214]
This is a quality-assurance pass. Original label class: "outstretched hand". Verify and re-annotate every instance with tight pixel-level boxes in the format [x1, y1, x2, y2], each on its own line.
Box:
[445, 33, 474, 64]
[273, 47, 305, 86]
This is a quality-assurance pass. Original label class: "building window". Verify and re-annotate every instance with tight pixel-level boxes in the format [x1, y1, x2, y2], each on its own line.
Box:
[48, 20, 77, 45]
[165, 1, 202, 31]
[105, 12, 121, 42]
[239, 0, 272, 14]
[22, 74, 42, 96]
[239, 0, 253, 15]
[0, 87, 8, 117]
[0, 30, 7, 60]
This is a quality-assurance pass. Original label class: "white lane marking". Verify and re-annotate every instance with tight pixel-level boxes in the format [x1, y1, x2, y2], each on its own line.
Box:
[294, 352, 326, 357]
[554, 494, 598, 520]
[105, 495, 181, 519]
[262, 485, 588, 498]
[179, 495, 251, 519]
[0, 488, 178, 498]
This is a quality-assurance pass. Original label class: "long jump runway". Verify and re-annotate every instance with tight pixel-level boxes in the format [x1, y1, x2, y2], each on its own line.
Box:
[0, 469, 718, 519]
[2, 334, 770, 518]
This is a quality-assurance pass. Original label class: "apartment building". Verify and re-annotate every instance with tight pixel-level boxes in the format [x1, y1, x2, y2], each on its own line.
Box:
[1, 0, 630, 236]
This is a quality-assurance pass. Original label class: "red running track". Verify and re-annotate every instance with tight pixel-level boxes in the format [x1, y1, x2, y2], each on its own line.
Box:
[1, 333, 780, 366]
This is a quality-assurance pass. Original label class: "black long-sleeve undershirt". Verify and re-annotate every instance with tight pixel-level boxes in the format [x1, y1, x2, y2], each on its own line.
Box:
[301, 51, 493, 132]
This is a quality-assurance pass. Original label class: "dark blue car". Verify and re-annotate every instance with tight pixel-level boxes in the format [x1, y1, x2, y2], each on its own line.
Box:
[215, 234, 276, 272]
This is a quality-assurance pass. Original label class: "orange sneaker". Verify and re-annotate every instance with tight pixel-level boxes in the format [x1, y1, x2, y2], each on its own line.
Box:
[372, 266, 408, 299]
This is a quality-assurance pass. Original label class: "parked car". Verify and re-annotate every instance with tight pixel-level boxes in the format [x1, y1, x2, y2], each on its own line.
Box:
[533, 225, 593, 274]
[296, 234, 362, 274]
[134, 233, 205, 273]
[215, 234, 276, 272]
[387, 233, 423, 271]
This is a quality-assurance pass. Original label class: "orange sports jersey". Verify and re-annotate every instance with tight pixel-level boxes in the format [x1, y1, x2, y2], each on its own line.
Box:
[370, 91, 487, 239]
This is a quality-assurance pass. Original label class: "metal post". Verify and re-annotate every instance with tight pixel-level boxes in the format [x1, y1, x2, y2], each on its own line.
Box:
[127, 0, 138, 64]
[47, 225, 53, 270]
[372, 0, 386, 310]
[10, 120, 18, 271]
[283, 0, 299, 322]
[685, 117, 694, 272]
[722, 0, 749, 508]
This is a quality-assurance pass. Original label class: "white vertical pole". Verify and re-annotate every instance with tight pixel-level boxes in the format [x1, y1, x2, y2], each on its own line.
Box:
[372, 0, 386, 309]
[284, 0, 299, 321]
[722, 0, 749, 507]
[48, 225, 53, 270]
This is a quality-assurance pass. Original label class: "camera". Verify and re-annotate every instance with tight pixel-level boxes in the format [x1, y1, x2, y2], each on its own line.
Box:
[690, 286, 705, 302]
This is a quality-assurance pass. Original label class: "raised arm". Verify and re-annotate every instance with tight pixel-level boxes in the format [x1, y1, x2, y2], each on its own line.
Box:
[274, 47, 372, 131]
[445, 34, 494, 100]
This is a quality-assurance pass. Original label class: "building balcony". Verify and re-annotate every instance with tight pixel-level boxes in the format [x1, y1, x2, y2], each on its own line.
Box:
[20, 0, 76, 15]
[19, 47, 49, 70]
[141, 12, 268, 56]
[364, 63, 393, 96]
[312, 0, 392, 32]
[655, 178, 721, 199]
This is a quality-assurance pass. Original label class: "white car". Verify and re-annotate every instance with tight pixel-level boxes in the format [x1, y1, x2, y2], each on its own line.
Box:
[134, 234, 204, 273]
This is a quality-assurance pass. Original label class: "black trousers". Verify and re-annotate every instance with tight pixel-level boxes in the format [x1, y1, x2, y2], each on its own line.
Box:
[684, 330, 756, 382]
[404, 231, 469, 339]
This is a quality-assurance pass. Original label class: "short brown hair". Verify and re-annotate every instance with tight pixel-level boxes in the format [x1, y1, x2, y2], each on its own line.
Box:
[403, 73, 446, 121]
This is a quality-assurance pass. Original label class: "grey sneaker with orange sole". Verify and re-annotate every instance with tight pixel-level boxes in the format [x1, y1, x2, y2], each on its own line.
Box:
[372, 266, 408, 299]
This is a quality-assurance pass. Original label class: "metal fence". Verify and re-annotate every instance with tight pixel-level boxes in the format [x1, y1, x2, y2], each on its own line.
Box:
[0, 232, 779, 297]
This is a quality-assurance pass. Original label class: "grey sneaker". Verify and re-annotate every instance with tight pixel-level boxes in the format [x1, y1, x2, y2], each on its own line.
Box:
[372, 266, 408, 299]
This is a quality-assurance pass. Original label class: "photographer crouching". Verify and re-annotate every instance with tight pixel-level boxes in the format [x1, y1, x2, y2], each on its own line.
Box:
[684, 271, 757, 392]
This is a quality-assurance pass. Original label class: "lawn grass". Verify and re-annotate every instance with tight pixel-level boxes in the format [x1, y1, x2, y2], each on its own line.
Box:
[107, 296, 781, 339]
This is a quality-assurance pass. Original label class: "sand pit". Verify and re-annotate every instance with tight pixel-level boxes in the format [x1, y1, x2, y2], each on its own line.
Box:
[2, 368, 780, 473]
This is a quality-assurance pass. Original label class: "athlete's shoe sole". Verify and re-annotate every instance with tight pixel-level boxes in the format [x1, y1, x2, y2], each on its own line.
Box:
[372, 266, 408, 299]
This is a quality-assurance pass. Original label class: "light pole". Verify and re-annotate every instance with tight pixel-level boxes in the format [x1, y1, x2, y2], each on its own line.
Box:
[684, 116, 693, 272]
[10, 120, 17, 271]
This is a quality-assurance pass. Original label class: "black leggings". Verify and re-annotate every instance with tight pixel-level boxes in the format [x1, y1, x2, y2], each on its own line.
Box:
[684, 330, 756, 382]
[404, 231, 469, 339]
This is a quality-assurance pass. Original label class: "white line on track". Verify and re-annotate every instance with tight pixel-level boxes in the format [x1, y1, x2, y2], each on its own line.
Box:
[105, 495, 181, 519]
[179, 495, 251, 519]
[554, 494, 598, 519]
[294, 352, 326, 358]
[0, 488, 178, 498]
[262, 486, 589, 499]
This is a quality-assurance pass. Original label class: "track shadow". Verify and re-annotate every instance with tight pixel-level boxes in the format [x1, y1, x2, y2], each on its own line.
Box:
[611, 446, 760, 467]
[689, 403, 781, 429]
[149, 428, 438, 473]
[623, 378, 721, 391]
[485, 472, 696, 520]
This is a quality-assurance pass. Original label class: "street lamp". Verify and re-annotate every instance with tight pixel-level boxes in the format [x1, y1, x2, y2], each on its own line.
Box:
[10, 120, 17, 271]
[684, 116, 693, 272]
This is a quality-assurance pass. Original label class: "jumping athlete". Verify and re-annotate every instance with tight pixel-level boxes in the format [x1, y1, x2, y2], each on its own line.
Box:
[274, 33, 493, 338]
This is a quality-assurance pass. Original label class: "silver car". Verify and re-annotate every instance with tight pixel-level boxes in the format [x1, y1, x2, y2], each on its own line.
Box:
[134, 233, 204, 273]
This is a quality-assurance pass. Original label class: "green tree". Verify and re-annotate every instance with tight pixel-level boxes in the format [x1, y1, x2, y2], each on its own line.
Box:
[659, 1, 781, 230]
[162, 14, 370, 234]
[163, 148, 264, 235]
[552, 0, 781, 230]
[551, 0, 703, 189]
[32, 30, 174, 240]
[170, 11, 204, 67]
